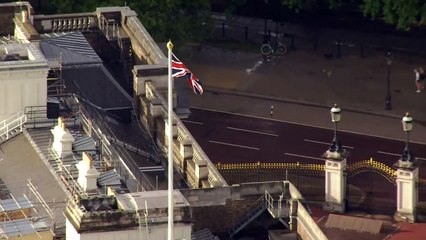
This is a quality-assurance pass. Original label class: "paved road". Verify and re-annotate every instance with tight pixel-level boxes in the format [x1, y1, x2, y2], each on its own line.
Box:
[181, 44, 426, 144]
[184, 107, 426, 169]
[176, 18, 426, 238]
[184, 107, 426, 214]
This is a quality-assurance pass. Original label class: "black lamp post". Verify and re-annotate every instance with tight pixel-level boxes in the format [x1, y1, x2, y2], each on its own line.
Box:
[329, 104, 344, 153]
[401, 112, 415, 162]
[385, 52, 392, 110]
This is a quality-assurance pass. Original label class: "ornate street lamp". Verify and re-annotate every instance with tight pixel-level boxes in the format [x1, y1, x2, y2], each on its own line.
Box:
[385, 52, 392, 110]
[401, 112, 415, 162]
[329, 104, 344, 153]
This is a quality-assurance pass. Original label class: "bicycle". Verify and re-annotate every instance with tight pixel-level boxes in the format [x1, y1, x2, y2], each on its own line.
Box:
[260, 33, 287, 56]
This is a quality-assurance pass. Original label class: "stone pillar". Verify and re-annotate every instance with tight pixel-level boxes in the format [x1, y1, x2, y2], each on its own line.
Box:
[323, 150, 347, 213]
[149, 98, 163, 118]
[76, 152, 100, 192]
[51, 117, 75, 158]
[133, 64, 167, 97]
[394, 160, 418, 223]
[195, 160, 208, 188]
[179, 139, 193, 171]
[164, 118, 177, 143]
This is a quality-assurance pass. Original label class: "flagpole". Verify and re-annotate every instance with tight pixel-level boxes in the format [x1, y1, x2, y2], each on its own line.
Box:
[167, 40, 174, 240]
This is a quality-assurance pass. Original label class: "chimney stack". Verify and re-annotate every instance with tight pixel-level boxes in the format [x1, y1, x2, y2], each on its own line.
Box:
[51, 117, 74, 158]
[76, 152, 100, 192]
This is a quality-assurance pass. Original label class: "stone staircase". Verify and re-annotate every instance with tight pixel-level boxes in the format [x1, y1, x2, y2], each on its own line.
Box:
[228, 191, 291, 239]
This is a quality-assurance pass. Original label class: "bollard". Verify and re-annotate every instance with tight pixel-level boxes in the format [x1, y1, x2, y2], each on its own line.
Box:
[336, 41, 342, 58]
[313, 38, 318, 51]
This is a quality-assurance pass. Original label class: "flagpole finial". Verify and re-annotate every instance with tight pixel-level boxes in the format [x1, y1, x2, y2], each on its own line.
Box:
[167, 40, 173, 50]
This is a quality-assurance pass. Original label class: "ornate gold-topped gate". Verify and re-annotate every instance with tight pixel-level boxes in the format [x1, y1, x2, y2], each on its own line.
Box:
[215, 158, 398, 213]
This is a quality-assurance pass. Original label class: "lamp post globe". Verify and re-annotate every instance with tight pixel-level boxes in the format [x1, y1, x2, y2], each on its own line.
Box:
[329, 104, 343, 153]
[330, 104, 341, 122]
[402, 112, 414, 162]
[402, 112, 413, 132]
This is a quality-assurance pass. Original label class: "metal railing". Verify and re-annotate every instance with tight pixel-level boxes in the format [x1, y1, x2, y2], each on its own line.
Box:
[347, 158, 397, 182]
[0, 112, 27, 141]
[215, 158, 397, 182]
[228, 195, 266, 238]
[215, 161, 325, 172]
[78, 100, 155, 192]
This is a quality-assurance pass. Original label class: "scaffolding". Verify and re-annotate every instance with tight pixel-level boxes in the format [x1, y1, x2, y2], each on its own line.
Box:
[47, 52, 65, 98]
[0, 188, 54, 239]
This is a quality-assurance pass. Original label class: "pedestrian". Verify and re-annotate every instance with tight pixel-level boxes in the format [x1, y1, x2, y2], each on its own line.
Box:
[419, 67, 425, 91]
[414, 68, 424, 93]
[270, 105, 274, 117]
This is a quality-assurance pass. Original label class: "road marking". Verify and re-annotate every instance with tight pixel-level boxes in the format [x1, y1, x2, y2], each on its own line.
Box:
[304, 139, 354, 149]
[181, 120, 204, 125]
[190, 106, 426, 145]
[378, 151, 426, 161]
[227, 126, 278, 137]
[209, 140, 259, 151]
[284, 152, 325, 161]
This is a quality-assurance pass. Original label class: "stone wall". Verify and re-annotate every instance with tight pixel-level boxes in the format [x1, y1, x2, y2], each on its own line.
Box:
[191, 197, 260, 235]
[0, 7, 15, 35]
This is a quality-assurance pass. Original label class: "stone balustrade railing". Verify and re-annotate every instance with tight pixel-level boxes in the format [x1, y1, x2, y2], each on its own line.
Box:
[32, 13, 97, 33]
[144, 82, 227, 188]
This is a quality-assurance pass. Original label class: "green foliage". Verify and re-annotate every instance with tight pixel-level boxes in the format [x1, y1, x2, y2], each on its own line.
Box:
[361, 0, 426, 30]
[47, 0, 213, 43]
[224, 0, 247, 18]
[281, 0, 342, 12]
[281, 0, 310, 12]
[280, 0, 426, 30]
[131, 0, 213, 43]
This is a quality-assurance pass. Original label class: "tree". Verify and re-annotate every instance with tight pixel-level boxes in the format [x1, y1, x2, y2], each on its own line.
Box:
[361, 0, 426, 30]
[281, 0, 426, 30]
[47, 0, 213, 43]
[281, 0, 341, 12]
[129, 0, 213, 44]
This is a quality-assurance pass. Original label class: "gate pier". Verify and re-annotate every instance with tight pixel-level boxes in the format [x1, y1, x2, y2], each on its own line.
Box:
[323, 150, 347, 213]
[394, 159, 419, 223]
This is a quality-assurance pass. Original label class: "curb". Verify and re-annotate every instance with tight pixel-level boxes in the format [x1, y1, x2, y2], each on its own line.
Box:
[205, 87, 403, 120]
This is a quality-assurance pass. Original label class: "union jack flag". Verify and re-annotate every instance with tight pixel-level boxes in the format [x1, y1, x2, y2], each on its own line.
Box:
[187, 72, 203, 95]
[171, 53, 189, 78]
[171, 53, 203, 95]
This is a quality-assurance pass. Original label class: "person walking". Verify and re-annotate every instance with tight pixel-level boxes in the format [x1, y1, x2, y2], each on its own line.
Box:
[414, 68, 424, 93]
[419, 67, 425, 91]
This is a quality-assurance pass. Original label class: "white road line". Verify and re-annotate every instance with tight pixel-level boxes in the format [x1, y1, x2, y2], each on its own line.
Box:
[190, 106, 426, 145]
[209, 140, 260, 151]
[377, 151, 400, 157]
[181, 120, 204, 125]
[227, 126, 278, 137]
[285, 152, 325, 161]
[377, 151, 426, 161]
[304, 139, 354, 149]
